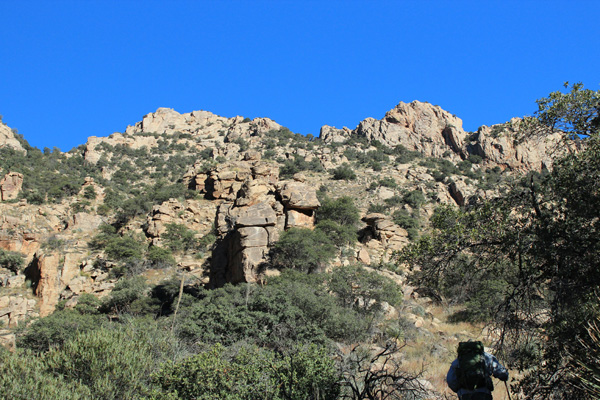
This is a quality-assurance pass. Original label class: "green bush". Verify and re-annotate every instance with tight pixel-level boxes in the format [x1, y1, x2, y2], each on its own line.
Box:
[330, 163, 357, 180]
[100, 276, 149, 314]
[384, 195, 403, 206]
[270, 228, 336, 273]
[367, 203, 387, 214]
[146, 246, 176, 268]
[378, 177, 397, 188]
[0, 348, 92, 399]
[82, 186, 97, 200]
[392, 209, 420, 230]
[403, 190, 426, 208]
[468, 154, 483, 164]
[161, 223, 198, 253]
[43, 324, 169, 399]
[0, 249, 24, 273]
[315, 220, 356, 247]
[151, 343, 339, 400]
[394, 144, 422, 164]
[104, 235, 145, 261]
[328, 265, 402, 316]
[16, 309, 104, 353]
[316, 196, 360, 227]
[177, 270, 367, 347]
[279, 155, 324, 179]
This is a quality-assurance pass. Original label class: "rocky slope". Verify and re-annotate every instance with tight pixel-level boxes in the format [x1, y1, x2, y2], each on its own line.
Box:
[0, 101, 563, 347]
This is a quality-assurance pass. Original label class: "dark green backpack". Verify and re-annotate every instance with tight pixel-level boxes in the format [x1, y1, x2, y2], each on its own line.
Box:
[457, 341, 488, 391]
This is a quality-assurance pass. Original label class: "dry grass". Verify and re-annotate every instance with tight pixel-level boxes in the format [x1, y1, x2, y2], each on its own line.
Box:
[394, 302, 517, 398]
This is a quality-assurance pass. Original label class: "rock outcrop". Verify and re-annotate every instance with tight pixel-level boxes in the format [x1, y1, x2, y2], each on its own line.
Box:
[360, 213, 409, 263]
[467, 118, 564, 171]
[352, 101, 466, 159]
[209, 158, 320, 287]
[320, 102, 564, 172]
[145, 198, 217, 248]
[320, 125, 352, 144]
[0, 123, 26, 154]
[0, 172, 23, 201]
[0, 295, 36, 327]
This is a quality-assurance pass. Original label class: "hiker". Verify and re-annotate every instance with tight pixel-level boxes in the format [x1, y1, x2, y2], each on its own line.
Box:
[446, 341, 509, 400]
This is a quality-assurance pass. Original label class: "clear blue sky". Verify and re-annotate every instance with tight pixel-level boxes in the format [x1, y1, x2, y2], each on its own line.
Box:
[1, 1, 599, 151]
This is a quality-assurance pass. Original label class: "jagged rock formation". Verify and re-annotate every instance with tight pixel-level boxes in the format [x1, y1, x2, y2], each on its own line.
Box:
[145, 198, 217, 246]
[84, 107, 283, 165]
[356, 101, 466, 159]
[320, 101, 563, 172]
[0, 295, 36, 327]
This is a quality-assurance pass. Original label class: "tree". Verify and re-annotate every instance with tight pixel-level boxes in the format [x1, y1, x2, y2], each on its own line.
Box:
[270, 228, 336, 273]
[328, 265, 402, 316]
[399, 83, 600, 399]
[338, 341, 430, 400]
[161, 223, 198, 253]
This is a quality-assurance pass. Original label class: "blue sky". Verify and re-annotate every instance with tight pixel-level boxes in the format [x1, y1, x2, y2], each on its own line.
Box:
[1, 1, 599, 151]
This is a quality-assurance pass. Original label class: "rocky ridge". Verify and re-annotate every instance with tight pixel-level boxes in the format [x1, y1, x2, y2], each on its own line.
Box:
[0, 100, 564, 330]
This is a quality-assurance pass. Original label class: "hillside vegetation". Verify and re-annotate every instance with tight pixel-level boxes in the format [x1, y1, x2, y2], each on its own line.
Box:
[0, 84, 597, 399]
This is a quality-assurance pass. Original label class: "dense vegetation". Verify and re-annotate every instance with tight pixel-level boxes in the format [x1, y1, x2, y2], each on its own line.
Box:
[399, 83, 600, 399]
[7, 267, 405, 399]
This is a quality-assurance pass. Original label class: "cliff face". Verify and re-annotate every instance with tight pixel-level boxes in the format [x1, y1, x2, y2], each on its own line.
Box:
[0, 101, 565, 321]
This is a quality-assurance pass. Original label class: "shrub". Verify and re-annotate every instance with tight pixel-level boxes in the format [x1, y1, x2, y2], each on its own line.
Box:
[328, 265, 403, 316]
[394, 144, 422, 164]
[378, 177, 397, 188]
[270, 228, 336, 273]
[367, 203, 387, 214]
[0, 249, 24, 273]
[315, 220, 356, 247]
[402, 190, 426, 209]
[161, 223, 198, 253]
[43, 324, 169, 399]
[16, 309, 104, 353]
[468, 154, 483, 164]
[146, 246, 176, 268]
[0, 348, 92, 399]
[392, 209, 420, 230]
[316, 196, 360, 227]
[82, 186, 97, 200]
[384, 195, 403, 206]
[177, 270, 367, 347]
[100, 276, 149, 314]
[152, 343, 340, 400]
[330, 163, 356, 180]
[104, 235, 145, 261]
